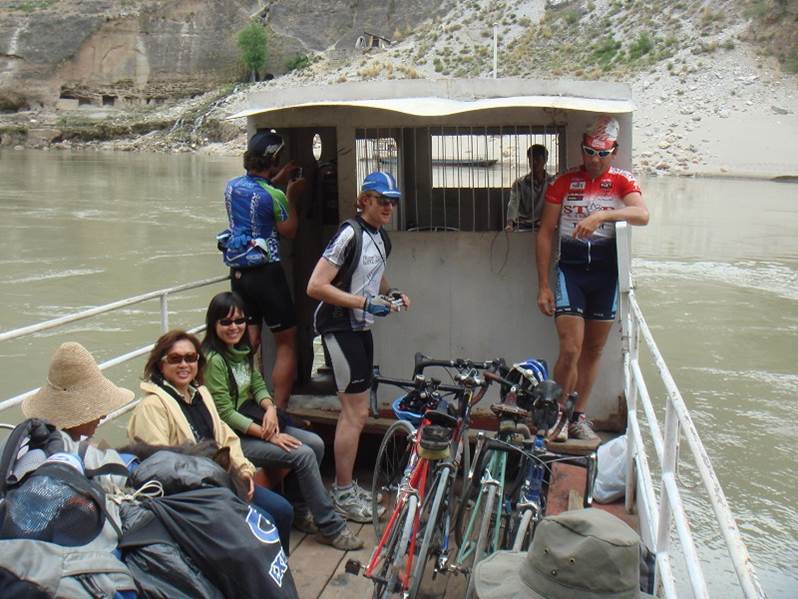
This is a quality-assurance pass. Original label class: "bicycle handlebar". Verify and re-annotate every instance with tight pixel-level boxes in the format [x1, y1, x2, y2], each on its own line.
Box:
[482, 370, 518, 389]
[412, 352, 504, 377]
[373, 374, 464, 395]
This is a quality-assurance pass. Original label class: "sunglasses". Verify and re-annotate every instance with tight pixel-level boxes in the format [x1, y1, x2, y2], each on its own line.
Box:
[162, 352, 199, 365]
[373, 195, 399, 207]
[582, 145, 613, 157]
[218, 317, 247, 326]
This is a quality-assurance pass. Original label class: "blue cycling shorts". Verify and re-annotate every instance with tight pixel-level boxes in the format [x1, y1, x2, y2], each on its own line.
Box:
[554, 262, 618, 321]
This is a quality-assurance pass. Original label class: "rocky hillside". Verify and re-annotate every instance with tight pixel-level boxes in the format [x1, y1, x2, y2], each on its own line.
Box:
[0, 0, 450, 111]
[1, 0, 796, 177]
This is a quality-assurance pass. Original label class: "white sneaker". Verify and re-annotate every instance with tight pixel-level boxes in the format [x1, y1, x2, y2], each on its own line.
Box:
[332, 484, 385, 523]
[547, 413, 568, 442]
[353, 479, 383, 504]
[568, 414, 600, 441]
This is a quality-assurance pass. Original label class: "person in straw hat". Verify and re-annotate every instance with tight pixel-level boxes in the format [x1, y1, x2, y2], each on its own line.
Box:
[472, 508, 654, 599]
[20, 341, 134, 497]
[22, 341, 133, 442]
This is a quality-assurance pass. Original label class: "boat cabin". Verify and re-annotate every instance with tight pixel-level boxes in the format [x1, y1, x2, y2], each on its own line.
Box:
[230, 78, 636, 431]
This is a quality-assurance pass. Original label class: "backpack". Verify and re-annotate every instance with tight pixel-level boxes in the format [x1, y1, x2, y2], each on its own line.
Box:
[333, 217, 392, 288]
[315, 217, 392, 334]
[0, 418, 137, 598]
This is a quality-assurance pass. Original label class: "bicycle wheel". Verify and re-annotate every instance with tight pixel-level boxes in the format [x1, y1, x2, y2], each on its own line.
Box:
[373, 419, 415, 537]
[371, 494, 418, 599]
[408, 464, 451, 598]
[472, 482, 498, 568]
[510, 508, 536, 552]
[454, 444, 493, 549]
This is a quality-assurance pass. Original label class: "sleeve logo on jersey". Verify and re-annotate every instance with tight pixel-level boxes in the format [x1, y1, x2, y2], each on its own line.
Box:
[569, 181, 586, 190]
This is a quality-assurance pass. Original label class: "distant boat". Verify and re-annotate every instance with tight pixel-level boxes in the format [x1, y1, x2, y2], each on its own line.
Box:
[374, 156, 498, 167]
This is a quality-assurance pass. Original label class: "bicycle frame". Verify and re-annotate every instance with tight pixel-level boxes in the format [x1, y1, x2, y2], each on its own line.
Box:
[364, 356, 497, 595]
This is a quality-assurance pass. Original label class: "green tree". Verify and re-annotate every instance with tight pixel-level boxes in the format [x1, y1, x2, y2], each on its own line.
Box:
[238, 21, 267, 82]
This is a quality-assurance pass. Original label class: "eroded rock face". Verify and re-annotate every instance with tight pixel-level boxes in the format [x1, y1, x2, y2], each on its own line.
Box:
[0, 0, 446, 110]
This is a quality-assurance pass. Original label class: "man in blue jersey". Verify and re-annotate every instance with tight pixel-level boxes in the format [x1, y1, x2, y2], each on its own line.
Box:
[219, 129, 305, 409]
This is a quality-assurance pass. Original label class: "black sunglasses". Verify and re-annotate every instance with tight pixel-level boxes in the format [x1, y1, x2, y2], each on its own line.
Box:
[218, 317, 247, 326]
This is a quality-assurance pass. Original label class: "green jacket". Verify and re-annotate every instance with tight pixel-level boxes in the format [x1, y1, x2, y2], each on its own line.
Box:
[204, 346, 272, 434]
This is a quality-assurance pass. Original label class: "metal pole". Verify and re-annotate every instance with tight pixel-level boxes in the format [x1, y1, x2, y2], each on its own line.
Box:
[160, 294, 169, 333]
[493, 23, 498, 78]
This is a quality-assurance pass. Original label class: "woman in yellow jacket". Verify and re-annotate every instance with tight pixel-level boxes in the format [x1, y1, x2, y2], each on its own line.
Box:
[127, 329, 293, 551]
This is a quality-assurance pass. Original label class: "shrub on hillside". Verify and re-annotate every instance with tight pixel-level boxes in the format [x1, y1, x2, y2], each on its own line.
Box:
[237, 21, 267, 82]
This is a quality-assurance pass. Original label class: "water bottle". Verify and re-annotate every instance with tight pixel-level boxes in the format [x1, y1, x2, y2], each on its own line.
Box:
[522, 435, 546, 505]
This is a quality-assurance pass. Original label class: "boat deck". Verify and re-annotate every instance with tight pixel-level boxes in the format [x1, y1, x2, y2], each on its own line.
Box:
[287, 430, 635, 599]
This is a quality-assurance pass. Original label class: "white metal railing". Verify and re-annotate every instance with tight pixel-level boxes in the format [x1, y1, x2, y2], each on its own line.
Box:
[0, 274, 229, 415]
[616, 222, 766, 599]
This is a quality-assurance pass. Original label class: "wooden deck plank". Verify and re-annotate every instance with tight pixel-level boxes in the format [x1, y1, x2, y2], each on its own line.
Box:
[289, 531, 347, 599]
[317, 523, 376, 599]
[547, 461, 639, 532]
[290, 529, 308, 554]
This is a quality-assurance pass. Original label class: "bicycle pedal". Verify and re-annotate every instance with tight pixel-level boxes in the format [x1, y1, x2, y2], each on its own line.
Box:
[344, 559, 362, 575]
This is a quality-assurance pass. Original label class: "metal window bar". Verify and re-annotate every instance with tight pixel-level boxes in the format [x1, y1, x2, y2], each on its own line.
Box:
[616, 223, 765, 599]
[354, 126, 563, 232]
[0, 274, 228, 413]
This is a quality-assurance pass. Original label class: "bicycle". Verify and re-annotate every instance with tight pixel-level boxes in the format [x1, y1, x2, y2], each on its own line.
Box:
[351, 354, 501, 598]
[454, 370, 597, 596]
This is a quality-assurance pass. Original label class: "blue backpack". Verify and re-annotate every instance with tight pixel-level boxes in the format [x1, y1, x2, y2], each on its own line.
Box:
[0, 418, 137, 598]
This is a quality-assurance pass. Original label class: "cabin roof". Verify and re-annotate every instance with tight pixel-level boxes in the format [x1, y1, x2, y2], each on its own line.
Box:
[228, 78, 635, 120]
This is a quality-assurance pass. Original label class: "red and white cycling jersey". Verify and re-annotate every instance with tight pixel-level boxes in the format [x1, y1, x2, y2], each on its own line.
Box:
[545, 166, 641, 242]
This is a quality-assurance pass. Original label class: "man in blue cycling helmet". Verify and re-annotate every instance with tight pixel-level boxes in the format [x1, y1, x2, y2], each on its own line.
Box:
[307, 171, 410, 523]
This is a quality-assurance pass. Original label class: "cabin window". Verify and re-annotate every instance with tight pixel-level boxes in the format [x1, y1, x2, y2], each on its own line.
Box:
[355, 131, 399, 184]
[312, 133, 323, 161]
[355, 126, 564, 232]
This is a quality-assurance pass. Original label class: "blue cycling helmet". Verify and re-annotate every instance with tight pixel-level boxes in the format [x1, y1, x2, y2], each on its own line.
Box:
[512, 358, 548, 384]
[504, 358, 549, 405]
[392, 396, 423, 427]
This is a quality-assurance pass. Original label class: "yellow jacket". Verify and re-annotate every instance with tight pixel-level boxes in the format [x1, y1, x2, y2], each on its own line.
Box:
[128, 380, 256, 477]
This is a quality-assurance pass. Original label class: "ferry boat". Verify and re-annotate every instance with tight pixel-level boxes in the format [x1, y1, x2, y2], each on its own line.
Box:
[0, 79, 765, 599]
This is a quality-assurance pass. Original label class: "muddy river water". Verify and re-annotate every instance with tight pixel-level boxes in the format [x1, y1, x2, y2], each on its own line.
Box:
[0, 149, 795, 597]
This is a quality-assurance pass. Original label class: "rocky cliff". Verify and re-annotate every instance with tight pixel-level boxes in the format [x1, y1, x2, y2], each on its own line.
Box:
[0, 0, 448, 111]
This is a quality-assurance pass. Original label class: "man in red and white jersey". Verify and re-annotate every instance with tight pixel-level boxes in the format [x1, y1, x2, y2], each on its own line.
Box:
[535, 115, 649, 441]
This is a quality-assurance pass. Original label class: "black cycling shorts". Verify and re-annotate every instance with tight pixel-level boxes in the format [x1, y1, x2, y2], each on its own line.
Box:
[230, 262, 296, 332]
[554, 262, 619, 321]
[322, 330, 373, 394]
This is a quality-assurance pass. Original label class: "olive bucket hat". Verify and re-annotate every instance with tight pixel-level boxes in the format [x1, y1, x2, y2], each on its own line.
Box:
[22, 342, 134, 430]
[473, 508, 655, 599]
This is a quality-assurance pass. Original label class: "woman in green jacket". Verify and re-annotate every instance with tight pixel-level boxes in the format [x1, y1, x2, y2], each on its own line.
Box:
[202, 291, 363, 550]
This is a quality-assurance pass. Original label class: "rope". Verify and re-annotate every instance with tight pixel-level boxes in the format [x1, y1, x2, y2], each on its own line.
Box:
[108, 479, 164, 505]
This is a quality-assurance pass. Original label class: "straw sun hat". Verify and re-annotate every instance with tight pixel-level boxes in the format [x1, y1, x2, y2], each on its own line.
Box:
[22, 342, 134, 430]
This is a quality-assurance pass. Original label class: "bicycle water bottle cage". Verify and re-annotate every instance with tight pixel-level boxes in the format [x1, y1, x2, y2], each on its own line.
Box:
[419, 424, 452, 460]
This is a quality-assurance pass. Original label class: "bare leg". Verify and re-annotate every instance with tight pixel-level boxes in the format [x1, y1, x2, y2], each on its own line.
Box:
[553, 314, 585, 396]
[334, 390, 369, 488]
[271, 327, 297, 410]
[247, 323, 262, 352]
[573, 319, 614, 412]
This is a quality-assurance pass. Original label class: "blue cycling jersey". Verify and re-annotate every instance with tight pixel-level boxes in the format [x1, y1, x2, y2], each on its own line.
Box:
[221, 175, 288, 268]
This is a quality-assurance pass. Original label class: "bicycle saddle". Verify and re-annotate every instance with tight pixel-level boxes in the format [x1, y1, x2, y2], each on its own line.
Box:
[423, 409, 458, 429]
[490, 402, 529, 419]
